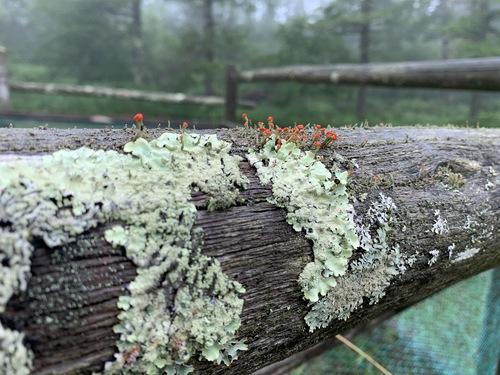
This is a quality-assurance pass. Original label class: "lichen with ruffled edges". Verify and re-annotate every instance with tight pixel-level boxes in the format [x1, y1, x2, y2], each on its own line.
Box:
[0, 132, 248, 374]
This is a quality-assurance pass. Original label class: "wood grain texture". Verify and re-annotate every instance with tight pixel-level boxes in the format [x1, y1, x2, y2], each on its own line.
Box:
[0, 126, 499, 375]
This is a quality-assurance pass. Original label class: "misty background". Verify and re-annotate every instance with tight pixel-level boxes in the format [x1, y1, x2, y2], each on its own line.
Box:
[1, 0, 499, 127]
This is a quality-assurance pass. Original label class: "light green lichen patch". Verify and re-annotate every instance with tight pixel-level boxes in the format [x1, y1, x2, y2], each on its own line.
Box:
[431, 209, 449, 235]
[484, 165, 497, 189]
[428, 249, 440, 266]
[452, 247, 481, 263]
[0, 132, 248, 374]
[0, 323, 33, 375]
[434, 165, 465, 190]
[0, 222, 32, 375]
[305, 193, 416, 331]
[248, 136, 417, 331]
[247, 136, 360, 304]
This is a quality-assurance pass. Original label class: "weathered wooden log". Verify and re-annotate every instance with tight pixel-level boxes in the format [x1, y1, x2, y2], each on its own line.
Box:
[8, 81, 256, 108]
[238, 57, 500, 91]
[0, 125, 498, 375]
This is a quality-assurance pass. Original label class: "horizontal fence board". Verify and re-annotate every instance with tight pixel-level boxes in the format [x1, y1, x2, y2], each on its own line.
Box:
[9, 81, 256, 108]
[237, 57, 500, 91]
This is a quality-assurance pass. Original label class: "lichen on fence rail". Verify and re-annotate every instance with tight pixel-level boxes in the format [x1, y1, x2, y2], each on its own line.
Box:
[0, 131, 248, 375]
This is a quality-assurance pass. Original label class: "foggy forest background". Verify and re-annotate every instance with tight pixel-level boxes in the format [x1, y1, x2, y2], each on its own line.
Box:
[1, 0, 499, 127]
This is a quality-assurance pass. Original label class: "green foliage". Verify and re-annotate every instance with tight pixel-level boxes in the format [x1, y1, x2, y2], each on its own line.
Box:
[275, 17, 354, 65]
[32, 0, 134, 83]
[1, 0, 500, 128]
[8, 92, 224, 122]
[442, 0, 500, 58]
[8, 63, 51, 82]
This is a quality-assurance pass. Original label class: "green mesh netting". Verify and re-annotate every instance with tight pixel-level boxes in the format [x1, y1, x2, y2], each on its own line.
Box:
[291, 268, 499, 375]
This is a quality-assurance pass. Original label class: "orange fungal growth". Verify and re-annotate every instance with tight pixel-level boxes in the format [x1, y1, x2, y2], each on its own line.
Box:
[242, 114, 340, 152]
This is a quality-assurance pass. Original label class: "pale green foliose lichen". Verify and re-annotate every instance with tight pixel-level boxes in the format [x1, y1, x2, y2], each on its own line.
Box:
[0, 132, 248, 374]
[247, 136, 415, 332]
[0, 323, 33, 375]
[304, 193, 415, 331]
[247, 137, 360, 304]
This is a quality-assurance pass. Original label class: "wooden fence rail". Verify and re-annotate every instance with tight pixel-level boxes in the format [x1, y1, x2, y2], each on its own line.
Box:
[1, 126, 499, 374]
[8, 81, 256, 108]
[2, 44, 500, 125]
[224, 57, 500, 121]
[0, 48, 255, 111]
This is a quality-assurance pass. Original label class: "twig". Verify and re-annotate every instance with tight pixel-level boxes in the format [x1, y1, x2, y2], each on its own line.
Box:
[335, 334, 392, 375]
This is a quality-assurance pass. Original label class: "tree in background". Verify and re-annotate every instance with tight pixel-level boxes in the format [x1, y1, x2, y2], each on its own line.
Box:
[0, 0, 48, 80]
[33, 0, 134, 84]
[160, 0, 253, 95]
[261, 9, 354, 124]
[451, 0, 500, 121]
[437, 0, 454, 105]
[130, 0, 145, 85]
[1, 0, 499, 126]
[357, 0, 371, 117]
[320, 0, 440, 117]
[202, 0, 216, 95]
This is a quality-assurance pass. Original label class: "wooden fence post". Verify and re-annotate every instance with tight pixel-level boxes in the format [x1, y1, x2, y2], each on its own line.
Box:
[0, 46, 9, 107]
[225, 64, 238, 123]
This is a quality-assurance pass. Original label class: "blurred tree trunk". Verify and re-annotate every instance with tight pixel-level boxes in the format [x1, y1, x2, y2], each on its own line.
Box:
[439, 0, 453, 106]
[356, 0, 371, 118]
[263, 0, 279, 34]
[439, 0, 451, 61]
[203, 0, 216, 95]
[131, 0, 145, 85]
[468, 0, 489, 122]
[469, 93, 482, 124]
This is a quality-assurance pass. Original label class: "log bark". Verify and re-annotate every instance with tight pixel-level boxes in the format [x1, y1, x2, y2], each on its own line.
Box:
[8, 82, 256, 108]
[237, 57, 500, 91]
[0, 126, 499, 375]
